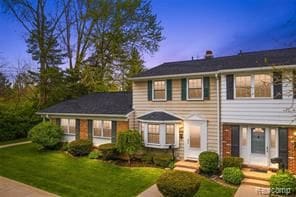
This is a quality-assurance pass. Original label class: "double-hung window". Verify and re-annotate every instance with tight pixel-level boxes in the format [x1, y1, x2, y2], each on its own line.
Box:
[188, 78, 203, 99]
[235, 76, 251, 98]
[139, 123, 145, 142]
[254, 74, 271, 97]
[93, 120, 112, 138]
[61, 119, 76, 135]
[148, 124, 160, 144]
[153, 81, 166, 100]
[165, 124, 175, 145]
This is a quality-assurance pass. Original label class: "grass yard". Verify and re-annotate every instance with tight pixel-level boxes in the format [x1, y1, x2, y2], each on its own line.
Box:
[0, 138, 29, 146]
[0, 144, 236, 197]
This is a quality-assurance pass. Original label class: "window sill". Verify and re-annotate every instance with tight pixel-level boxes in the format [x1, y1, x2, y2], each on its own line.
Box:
[186, 98, 204, 101]
[152, 99, 167, 102]
[145, 143, 178, 149]
[64, 133, 76, 136]
[93, 136, 112, 140]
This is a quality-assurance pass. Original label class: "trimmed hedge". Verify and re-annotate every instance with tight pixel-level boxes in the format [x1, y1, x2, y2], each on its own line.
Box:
[28, 122, 63, 149]
[270, 172, 296, 195]
[157, 170, 200, 197]
[222, 157, 243, 169]
[153, 153, 173, 168]
[68, 139, 92, 156]
[199, 151, 219, 174]
[222, 167, 244, 185]
[98, 143, 118, 160]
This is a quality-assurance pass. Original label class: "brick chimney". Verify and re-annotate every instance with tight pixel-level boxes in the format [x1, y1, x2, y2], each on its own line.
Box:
[205, 50, 214, 59]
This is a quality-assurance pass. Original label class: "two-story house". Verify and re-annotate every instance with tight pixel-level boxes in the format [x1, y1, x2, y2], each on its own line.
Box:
[38, 47, 296, 174]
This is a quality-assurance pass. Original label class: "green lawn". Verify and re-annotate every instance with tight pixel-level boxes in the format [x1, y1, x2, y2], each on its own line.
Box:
[0, 144, 236, 197]
[0, 138, 30, 145]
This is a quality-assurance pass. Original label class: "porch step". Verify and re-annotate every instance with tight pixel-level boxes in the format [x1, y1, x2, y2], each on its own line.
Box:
[174, 166, 197, 173]
[242, 178, 270, 188]
[242, 168, 274, 181]
[173, 160, 199, 173]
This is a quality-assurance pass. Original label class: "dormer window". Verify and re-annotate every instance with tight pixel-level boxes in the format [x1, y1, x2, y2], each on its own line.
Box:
[153, 80, 166, 100]
[187, 78, 203, 100]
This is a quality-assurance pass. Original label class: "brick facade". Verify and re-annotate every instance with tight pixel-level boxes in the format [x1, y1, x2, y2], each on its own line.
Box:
[222, 125, 232, 158]
[79, 120, 88, 140]
[288, 128, 296, 174]
[117, 121, 129, 133]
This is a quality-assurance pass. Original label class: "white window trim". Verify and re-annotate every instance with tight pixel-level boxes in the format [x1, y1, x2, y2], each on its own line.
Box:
[152, 80, 167, 101]
[93, 120, 112, 139]
[147, 124, 161, 145]
[186, 77, 204, 100]
[165, 124, 175, 145]
[234, 73, 273, 99]
[62, 119, 76, 135]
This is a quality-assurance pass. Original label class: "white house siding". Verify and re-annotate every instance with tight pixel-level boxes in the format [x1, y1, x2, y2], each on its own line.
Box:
[132, 77, 218, 154]
[221, 72, 296, 126]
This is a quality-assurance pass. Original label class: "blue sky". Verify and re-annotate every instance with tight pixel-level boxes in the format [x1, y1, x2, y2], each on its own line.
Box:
[0, 0, 295, 72]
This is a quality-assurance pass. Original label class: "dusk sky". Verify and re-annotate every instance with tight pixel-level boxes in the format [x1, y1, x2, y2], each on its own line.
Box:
[0, 0, 295, 74]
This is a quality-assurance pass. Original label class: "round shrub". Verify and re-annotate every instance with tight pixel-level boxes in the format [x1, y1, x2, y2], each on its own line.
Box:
[199, 151, 219, 174]
[222, 157, 243, 169]
[222, 167, 244, 185]
[98, 143, 118, 160]
[88, 149, 102, 159]
[68, 139, 92, 156]
[153, 153, 173, 168]
[157, 170, 200, 197]
[270, 172, 296, 195]
[28, 121, 63, 149]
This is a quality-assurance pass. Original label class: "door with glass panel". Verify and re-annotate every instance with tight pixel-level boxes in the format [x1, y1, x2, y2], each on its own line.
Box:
[249, 127, 269, 166]
[184, 120, 207, 160]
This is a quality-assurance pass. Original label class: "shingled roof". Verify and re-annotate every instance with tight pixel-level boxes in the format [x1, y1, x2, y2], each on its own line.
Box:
[138, 111, 181, 121]
[134, 47, 296, 78]
[38, 92, 133, 116]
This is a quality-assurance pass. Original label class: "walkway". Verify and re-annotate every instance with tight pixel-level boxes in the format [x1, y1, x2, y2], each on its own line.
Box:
[234, 184, 270, 197]
[0, 176, 58, 197]
[0, 141, 31, 149]
[137, 184, 162, 197]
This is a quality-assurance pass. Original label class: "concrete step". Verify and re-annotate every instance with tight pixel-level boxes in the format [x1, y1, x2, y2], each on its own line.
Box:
[242, 178, 270, 188]
[174, 166, 197, 173]
[242, 169, 274, 181]
[174, 160, 200, 170]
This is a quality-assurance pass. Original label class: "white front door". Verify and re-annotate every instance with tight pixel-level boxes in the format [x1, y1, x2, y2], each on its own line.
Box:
[184, 120, 207, 160]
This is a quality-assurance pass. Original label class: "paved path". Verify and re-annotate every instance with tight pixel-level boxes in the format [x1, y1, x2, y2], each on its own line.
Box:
[137, 184, 162, 197]
[0, 176, 58, 197]
[234, 184, 270, 197]
[0, 141, 31, 149]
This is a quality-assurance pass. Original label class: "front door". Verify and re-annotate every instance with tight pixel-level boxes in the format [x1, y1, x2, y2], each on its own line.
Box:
[184, 120, 207, 160]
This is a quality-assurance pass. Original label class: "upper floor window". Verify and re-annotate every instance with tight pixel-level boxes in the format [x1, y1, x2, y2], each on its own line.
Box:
[235, 76, 251, 97]
[235, 73, 272, 98]
[93, 120, 112, 138]
[153, 80, 166, 100]
[254, 74, 271, 97]
[188, 78, 203, 99]
[61, 119, 76, 135]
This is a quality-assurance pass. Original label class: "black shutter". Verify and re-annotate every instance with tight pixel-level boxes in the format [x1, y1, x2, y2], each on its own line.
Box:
[279, 128, 288, 169]
[88, 120, 93, 141]
[56, 118, 61, 126]
[273, 72, 282, 99]
[181, 78, 187, 100]
[111, 121, 117, 143]
[203, 77, 210, 100]
[147, 80, 152, 101]
[75, 119, 80, 140]
[226, 75, 234, 100]
[293, 71, 296, 99]
[231, 125, 240, 157]
[166, 79, 172, 101]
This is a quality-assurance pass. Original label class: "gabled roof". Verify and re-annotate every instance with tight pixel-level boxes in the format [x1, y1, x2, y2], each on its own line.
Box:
[38, 92, 133, 116]
[138, 111, 181, 121]
[133, 47, 296, 79]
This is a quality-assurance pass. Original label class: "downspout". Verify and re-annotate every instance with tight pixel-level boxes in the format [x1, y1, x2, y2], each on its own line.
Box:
[215, 73, 221, 158]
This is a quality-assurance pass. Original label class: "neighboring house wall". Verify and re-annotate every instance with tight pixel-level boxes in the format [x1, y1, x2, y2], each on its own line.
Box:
[288, 128, 296, 174]
[80, 120, 88, 140]
[132, 77, 218, 152]
[221, 72, 295, 125]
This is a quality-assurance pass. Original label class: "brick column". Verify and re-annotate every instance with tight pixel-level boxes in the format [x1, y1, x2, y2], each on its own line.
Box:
[222, 125, 232, 158]
[117, 121, 129, 133]
[79, 120, 88, 140]
[288, 128, 296, 174]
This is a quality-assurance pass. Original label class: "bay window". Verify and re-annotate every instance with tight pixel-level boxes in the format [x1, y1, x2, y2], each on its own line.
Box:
[93, 120, 112, 138]
[153, 80, 166, 100]
[148, 124, 160, 144]
[188, 78, 203, 99]
[166, 124, 175, 144]
[61, 118, 76, 135]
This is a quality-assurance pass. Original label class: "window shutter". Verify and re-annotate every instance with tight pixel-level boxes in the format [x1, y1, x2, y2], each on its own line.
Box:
[181, 78, 187, 100]
[226, 75, 234, 100]
[111, 121, 117, 143]
[293, 71, 296, 99]
[147, 80, 152, 101]
[56, 118, 61, 126]
[231, 125, 240, 157]
[203, 77, 210, 100]
[273, 72, 282, 99]
[88, 120, 93, 141]
[75, 119, 80, 140]
[166, 79, 172, 100]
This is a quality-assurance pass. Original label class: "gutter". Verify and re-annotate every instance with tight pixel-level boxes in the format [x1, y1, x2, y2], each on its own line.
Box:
[36, 112, 129, 118]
